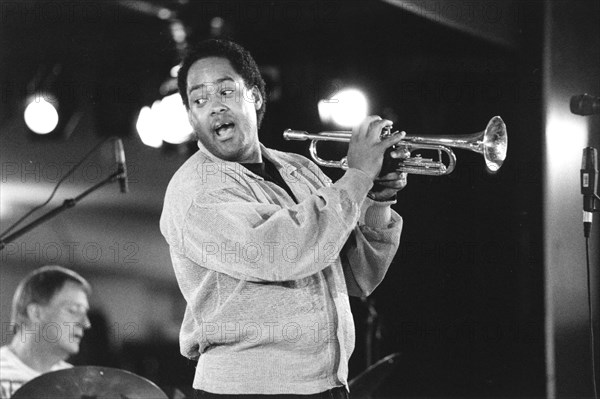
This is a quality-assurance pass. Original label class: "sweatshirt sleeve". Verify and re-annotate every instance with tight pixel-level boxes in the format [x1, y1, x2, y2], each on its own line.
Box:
[342, 198, 403, 297]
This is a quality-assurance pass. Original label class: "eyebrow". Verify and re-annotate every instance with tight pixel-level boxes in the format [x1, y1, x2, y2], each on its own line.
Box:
[59, 301, 89, 310]
[188, 77, 236, 95]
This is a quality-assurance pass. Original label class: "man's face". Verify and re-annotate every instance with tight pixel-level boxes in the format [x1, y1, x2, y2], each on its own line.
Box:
[186, 57, 263, 163]
[37, 281, 91, 357]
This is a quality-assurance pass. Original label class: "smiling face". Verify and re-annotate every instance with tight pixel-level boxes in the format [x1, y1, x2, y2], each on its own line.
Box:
[186, 57, 264, 163]
[36, 281, 91, 357]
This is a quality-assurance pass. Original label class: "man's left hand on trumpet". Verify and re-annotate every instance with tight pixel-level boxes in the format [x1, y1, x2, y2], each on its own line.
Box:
[350, 115, 409, 201]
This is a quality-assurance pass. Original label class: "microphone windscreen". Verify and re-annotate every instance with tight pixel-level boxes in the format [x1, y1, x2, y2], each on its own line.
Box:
[570, 94, 599, 115]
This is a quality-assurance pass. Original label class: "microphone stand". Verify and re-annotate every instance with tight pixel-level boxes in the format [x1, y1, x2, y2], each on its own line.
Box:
[582, 146, 600, 238]
[584, 198, 600, 238]
[363, 297, 381, 368]
[0, 168, 124, 251]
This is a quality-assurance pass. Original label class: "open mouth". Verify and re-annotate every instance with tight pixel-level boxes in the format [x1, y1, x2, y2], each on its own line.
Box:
[214, 122, 235, 137]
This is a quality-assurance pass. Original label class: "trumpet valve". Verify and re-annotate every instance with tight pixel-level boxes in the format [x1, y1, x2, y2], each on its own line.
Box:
[399, 155, 448, 175]
[381, 126, 393, 138]
[391, 145, 412, 160]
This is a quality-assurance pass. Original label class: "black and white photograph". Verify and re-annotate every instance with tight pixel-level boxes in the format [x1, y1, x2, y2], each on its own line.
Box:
[0, 1, 599, 398]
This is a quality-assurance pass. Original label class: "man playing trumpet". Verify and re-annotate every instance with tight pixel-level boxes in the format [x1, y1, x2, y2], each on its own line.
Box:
[160, 38, 407, 398]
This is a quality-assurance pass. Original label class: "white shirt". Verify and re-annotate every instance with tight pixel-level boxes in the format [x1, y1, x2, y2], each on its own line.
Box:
[0, 346, 71, 398]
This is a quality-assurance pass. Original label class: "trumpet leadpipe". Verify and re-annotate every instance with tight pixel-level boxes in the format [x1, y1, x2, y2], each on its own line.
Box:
[283, 129, 352, 143]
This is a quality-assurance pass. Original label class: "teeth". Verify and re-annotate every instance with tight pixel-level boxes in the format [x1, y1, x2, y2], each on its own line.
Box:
[215, 123, 234, 135]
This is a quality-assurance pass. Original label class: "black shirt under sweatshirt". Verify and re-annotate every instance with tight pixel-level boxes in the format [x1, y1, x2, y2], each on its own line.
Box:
[242, 158, 298, 203]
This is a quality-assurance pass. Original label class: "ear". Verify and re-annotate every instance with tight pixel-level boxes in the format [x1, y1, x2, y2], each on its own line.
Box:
[187, 108, 194, 127]
[26, 303, 42, 323]
[251, 86, 263, 111]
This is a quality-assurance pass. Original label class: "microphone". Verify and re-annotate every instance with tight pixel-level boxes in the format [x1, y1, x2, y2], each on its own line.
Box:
[581, 147, 598, 237]
[114, 138, 129, 193]
[570, 94, 600, 115]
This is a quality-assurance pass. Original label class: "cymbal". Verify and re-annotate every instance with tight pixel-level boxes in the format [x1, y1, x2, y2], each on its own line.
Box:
[13, 366, 169, 399]
[349, 352, 401, 399]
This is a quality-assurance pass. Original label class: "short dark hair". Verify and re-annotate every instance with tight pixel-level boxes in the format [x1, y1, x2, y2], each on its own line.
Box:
[11, 265, 91, 330]
[177, 38, 267, 128]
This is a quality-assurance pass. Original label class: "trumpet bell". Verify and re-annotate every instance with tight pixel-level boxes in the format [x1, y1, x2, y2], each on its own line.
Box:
[481, 116, 507, 173]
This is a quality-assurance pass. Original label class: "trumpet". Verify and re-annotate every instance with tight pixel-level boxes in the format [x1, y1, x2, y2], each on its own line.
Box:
[283, 116, 507, 176]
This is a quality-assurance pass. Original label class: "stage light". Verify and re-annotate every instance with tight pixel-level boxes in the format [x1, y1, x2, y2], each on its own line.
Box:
[157, 8, 172, 20]
[22, 64, 80, 139]
[159, 93, 193, 145]
[136, 105, 162, 148]
[23, 94, 59, 135]
[170, 20, 186, 44]
[318, 88, 369, 128]
[210, 17, 225, 36]
[545, 106, 588, 176]
[136, 93, 193, 148]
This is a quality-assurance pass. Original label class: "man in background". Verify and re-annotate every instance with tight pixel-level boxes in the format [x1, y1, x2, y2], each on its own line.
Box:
[0, 265, 92, 398]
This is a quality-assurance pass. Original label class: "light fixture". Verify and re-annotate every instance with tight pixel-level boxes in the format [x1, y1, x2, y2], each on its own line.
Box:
[136, 93, 193, 148]
[136, 12, 195, 150]
[136, 105, 162, 148]
[159, 93, 193, 144]
[318, 87, 369, 128]
[22, 64, 78, 138]
[23, 94, 59, 135]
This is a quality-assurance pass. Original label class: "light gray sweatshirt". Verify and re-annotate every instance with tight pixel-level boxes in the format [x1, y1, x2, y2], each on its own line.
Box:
[160, 142, 402, 394]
